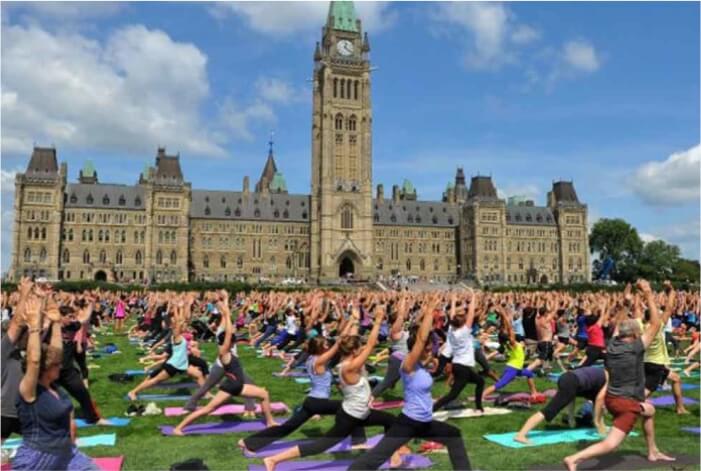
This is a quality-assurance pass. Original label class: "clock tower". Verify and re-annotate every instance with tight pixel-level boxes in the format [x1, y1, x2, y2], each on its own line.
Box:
[311, 1, 373, 282]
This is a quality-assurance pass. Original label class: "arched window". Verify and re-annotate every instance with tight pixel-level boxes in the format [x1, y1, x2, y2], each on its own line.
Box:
[274, 209, 280, 218]
[341, 205, 353, 229]
[254, 209, 260, 218]
[135, 250, 142, 265]
[68, 229, 74, 241]
[62, 248, 70, 263]
[434, 259, 439, 271]
[225, 206, 231, 217]
[102, 194, 110, 205]
[237, 256, 243, 269]
[335, 114, 343, 130]
[99, 250, 106, 264]
[340, 78, 345, 98]
[354, 80, 359, 100]
[171, 250, 177, 265]
[34, 228, 40, 239]
[346, 79, 351, 98]
[159, 231, 163, 243]
[348, 115, 357, 131]
[333, 78, 338, 98]
[156, 250, 162, 265]
[420, 259, 425, 271]
[234, 207, 241, 217]
[286, 256, 293, 270]
[134, 196, 141, 207]
[86, 193, 93, 205]
[406, 259, 412, 271]
[203, 254, 209, 268]
[204, 206, 211, 216]
[70, 193, 77, 204]
[116, 250, 123, 265]
[27, 227, 32, 239]
[23, 248, 31, 262]
[164, 231, 170, 244]
[98, 230, 103, 242]
[119, 195, 126, 206]
[82, 229, 87, 241]
[83, 249, 90, 264]
[283, 209, 289, 219]
[134, 231, 139, 243]
[88, 229, 93, 241]
[104, 230, 110, 242]
[220, 255, 226, 268]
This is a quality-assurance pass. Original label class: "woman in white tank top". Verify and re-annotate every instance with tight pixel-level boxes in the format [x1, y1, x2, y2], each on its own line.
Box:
[263, 305, 404, 471]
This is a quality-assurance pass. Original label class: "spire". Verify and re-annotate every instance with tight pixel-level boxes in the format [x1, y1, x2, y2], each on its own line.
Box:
[255, 133, 279, 193]
[314, 41, 322, 61]
[362, 32, 370, 52]
[327, 1, 359, 32]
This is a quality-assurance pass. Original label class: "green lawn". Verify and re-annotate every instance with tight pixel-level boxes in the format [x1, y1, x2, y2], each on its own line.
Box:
[79, 332, 700, 471]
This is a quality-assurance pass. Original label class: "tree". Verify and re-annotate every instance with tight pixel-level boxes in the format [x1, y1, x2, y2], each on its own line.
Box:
[589, 218, 643, 281]
[671, 258, 700, 286]
[635, 240, 680, 282]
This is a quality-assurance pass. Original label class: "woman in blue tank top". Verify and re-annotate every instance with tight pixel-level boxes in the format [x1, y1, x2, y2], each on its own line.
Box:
[239, 315, 367, 452]
[349, 296, 471, 471]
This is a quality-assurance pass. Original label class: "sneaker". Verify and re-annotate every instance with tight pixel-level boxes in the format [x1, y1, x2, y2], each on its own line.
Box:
[143, 402, 162, 416]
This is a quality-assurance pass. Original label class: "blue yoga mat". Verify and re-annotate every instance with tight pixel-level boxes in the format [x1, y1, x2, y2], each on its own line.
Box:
[75, 417, 131, 428]
[125, 393, 191, 401]
[2, 433, 116, 450]
[659, 383, 699, 391]
[126, 369, 147, 376]
[484, 428, 638, 449]
[682, 426, 700, 434]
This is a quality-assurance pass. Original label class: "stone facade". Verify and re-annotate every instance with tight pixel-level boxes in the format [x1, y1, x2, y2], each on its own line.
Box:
[8, 2, 590, 286]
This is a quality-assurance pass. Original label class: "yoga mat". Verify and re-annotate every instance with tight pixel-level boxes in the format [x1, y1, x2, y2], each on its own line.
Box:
[155, 381, 198, 390]
[0, 456, 122, 471]
[2, 433, 116, 451]
[94, 456, 124, 471]
[528, 452, 698, 470]
[75, 417, 131, 428]
[433, 406, 511, 421]
[659, 383, 699, 391]
[295, 378, 311, 384]
[125, 369, 147, 376]
[484, 428, 639, 449]
[682, 426, 700, 434]
[248, 454, 432, 471]
[160, 419, 288, 435]
[165, 402, 290, 417]
[244, 434, 384, 458]
[273, 371, 307, 378]
[124, 393, 191, 401]
[648, 395, 698, 407]
[371, 400, 404, 410]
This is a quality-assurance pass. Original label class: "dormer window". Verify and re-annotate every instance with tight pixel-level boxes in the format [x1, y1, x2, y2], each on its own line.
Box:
[416, 216, 422, 224]
[235, 207, 241, 217]
[205, 196, 209, 203]
[70, 193, 77, 204]
[86, 193, 94, 205]
[515, 214, 522, 221]
[118, 195, 126, 206]
[301, 201, 305, 207]
[536, 214, 543, 222]
[432, 215, 438, 224]
[274, 209, 280, 218]
[221, 197, 226, 203]
[448, 217, 454, 224]
[204, 206, 211, 216]
[374, 213, 379, 222]
[283, 209, 289, 219]
[407, 214, 414, 223]
[134, 196, 141, 207]
[390, 214, 397, 223]
[526, 214, 532, 222]
[254, 209, 261, 217]
[302, 211, 308, 219]
[225, 207, 231, 217]
[102, 195, 110, 205]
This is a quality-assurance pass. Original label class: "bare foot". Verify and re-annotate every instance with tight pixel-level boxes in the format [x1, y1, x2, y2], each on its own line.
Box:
[398, 445, 411, 456]
[310, 414, 322, 421]
[513, 434, 532, 445]
[649, 452, 676, 462]
[263, 457, 276, 471]
[172, 427, 184, 436]
[351, 442, 370, 450]
[237, 439, 252, 454]
[563, 456, 577, 471]
[97, 418, 113, 426]
[389, 452, 403, 468]
[676, 407, 690, 415]
[266, 419, 280, 427]
[127, 391, 137, 401]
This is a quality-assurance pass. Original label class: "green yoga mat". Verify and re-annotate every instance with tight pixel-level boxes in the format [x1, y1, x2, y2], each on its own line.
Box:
[484, 428, 638, 449]
[2, 433, 116, 450]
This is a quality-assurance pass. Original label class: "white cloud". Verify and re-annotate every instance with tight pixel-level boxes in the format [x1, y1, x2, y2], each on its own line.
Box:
[1, 168, 21, 194]
[219, 99, 276, 141]
[211, 1, 395, 36]
[2, 23, 231, 158]
[563, 39, 600, 72]
[3, 2, 123, 22]
[640, 233, 660, 244]
[631, 144, 701, 205]
[511, 24, 540, 45]
[255, 77, 307, 105]
[1, 208, 14, 274]
[497, 184, 541, 203]
[643, 219, 700, 260]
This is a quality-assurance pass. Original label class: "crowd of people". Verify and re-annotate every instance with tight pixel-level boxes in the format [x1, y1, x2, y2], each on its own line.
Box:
[1, 277, 699, 470]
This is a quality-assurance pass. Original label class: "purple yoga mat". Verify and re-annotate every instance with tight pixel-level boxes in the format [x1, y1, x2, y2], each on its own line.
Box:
[648, 395, 698, 407]
[165, 402, 290, 417]
[682, 426, 700, 434]
[273, 371, 307, 378]
[160, 419, 288, 435]
[244, 434, 384, 458]
[371, 400, 404, 410]
[248, 454, 432, 471]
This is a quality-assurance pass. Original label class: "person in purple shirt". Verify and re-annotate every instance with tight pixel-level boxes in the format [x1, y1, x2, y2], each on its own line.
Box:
[348, 297, 471, 471]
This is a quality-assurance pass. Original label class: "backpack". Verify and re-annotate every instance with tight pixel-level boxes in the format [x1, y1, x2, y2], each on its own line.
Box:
[170, 459, 209, 470]
[108, 373, 133, 383]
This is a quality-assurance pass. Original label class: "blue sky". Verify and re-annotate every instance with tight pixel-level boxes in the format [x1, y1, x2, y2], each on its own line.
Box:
[2, 1, 699, 273]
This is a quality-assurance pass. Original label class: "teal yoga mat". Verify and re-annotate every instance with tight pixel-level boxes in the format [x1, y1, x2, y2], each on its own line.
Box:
[124, 393, 191, 401]
[483, 428, 638, 449]
[76, 417, 131, 428]
[2, 433, 116, 451]
[125, 369, 147, 376]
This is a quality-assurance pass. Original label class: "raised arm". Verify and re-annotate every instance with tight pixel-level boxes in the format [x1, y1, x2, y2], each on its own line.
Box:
[18, 295, 44, 403]
[638, 279, 661, 348]
[465, 289, 478, 330]
[403, 298, 435, 373]
[390, 295, 407, 339]
[345, 305, 386, 372]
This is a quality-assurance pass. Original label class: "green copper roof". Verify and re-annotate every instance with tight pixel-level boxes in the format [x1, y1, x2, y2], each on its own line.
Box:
[402, 179, 416, 194]
[328, 1, 358, 32]
[446, 181, 455, 191]
[82, 160, 96, 177]
[270, 172, 287, 192]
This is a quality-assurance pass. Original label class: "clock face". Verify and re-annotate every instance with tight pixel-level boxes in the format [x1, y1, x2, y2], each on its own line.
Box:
[336, 40, 354, 57]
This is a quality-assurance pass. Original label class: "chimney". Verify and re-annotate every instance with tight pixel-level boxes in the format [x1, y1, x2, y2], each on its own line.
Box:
[392, 184, 400, 203]
[376, 184, 384, 202]
[243, 176, 250, 195]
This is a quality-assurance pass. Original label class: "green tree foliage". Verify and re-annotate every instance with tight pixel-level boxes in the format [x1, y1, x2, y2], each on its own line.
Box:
[590, 218, 643, 281]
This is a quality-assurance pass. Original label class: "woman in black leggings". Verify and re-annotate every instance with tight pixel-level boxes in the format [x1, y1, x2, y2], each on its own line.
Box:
[432, 290, 484, 413]
[239, 317, 366, 452]
[349, 296, 471, 471]
[262, 305, 402, 471]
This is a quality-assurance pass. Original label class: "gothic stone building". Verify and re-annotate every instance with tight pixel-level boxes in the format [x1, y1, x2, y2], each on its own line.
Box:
[9, 2, 590, 286]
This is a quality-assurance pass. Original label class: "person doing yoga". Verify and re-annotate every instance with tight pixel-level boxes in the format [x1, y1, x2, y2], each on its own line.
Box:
[261, 304, 403, 471]
[563, 279, 675, 471]
[349, 295, 472, 471]
[173, 292, 278, 435]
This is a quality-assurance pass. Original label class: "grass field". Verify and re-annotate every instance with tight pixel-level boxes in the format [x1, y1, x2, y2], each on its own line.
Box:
[68, 331, 700, 471]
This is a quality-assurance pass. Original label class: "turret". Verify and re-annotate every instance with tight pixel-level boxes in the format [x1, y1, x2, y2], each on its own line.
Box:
[376, 184, 384, 202]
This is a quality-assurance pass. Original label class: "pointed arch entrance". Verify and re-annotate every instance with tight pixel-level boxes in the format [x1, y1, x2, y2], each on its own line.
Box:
[339, 257, 355, 278]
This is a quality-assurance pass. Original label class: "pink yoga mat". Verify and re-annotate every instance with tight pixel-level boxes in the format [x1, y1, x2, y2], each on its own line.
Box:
[165, 402, 289, 417]
[248, 454, 432, 471]
[371, 400, 404, 410]
[244, 434, 383, 458]
[1, 457, 123, 471]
